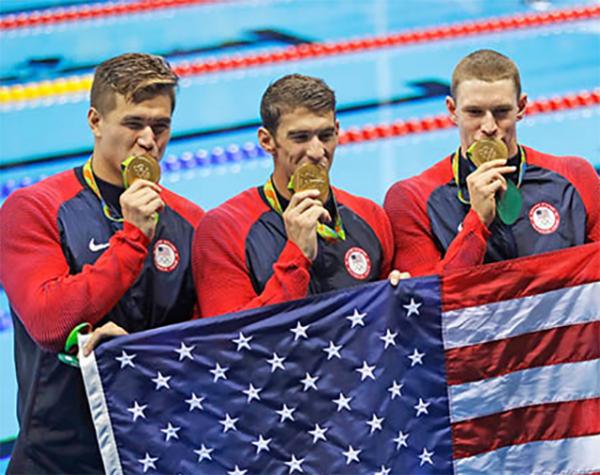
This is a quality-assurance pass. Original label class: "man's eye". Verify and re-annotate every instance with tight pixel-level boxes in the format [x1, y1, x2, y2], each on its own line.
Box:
[291, 134, 309, 142]
[152, 124, 169, 134]
[124, 122, 144, 130]
[319, 132, 334, 141]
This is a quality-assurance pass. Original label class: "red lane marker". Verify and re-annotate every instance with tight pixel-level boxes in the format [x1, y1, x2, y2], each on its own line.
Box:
[337, 89, 600, 145]
[0, 0, 227, 30]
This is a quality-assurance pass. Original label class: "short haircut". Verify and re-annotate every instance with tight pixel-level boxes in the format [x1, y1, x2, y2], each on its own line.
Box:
[451, 49, 521, 99]
[260, 74, 336, 134]
[90, 53, 179, 114]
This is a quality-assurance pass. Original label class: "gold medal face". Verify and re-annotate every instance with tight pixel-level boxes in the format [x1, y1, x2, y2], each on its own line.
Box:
[468, 139, 509, 168]
[122, 154, 161, 188]
[292, 163, 330, 204]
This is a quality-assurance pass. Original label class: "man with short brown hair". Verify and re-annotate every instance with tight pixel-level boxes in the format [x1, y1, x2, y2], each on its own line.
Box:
[384, 49, 599, 275]
[0, 53, 203, 474]
[193, 74, 394, 317]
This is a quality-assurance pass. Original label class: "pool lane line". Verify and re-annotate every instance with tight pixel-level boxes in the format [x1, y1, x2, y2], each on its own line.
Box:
[1, 4, 599, 104]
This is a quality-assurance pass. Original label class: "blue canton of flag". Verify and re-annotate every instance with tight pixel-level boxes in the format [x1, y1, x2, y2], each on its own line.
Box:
[81, 278, 453, 475]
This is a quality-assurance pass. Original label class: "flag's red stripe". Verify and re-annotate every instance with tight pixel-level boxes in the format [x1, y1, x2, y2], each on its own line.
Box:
[446, 320, 600, 385]
[452, 397, 600, 459]
[442, 242, 600, 312]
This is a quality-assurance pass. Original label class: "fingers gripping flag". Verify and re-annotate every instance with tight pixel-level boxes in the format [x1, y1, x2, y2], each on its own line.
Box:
[81, 243, 600, 475]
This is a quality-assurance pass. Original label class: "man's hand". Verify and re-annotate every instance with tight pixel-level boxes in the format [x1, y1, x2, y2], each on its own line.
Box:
[283, 189, 331, 262]
[82, 322, 128, 356]
[120, 179, 164, 240]
[388, 270, 411, 287]
[466, 159, 516, 227]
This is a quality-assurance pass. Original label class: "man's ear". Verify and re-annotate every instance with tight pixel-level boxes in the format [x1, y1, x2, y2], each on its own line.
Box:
[88, 107, 102, 138]
[446, 96, 458, 124]
[258, 127, 276, 156]
[516, 93, 528, 122]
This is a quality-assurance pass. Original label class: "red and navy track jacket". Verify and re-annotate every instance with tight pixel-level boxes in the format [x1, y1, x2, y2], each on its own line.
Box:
[0, 166, 203, 474]
[384, 146, 600, 276]
[192, 186, 394, 318]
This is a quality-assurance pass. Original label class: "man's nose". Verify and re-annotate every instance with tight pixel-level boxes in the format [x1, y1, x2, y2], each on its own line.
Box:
[481, 111, 498, 136]
[306, 137, 325, 161]
[137, 126, 156, 151]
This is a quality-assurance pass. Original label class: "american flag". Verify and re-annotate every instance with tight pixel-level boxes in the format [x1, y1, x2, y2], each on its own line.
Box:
[81, 243, 600, 475]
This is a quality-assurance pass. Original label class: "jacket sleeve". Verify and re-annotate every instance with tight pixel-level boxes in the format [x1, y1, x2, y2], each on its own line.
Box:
[384, 181, 490, 276]
[192, 210, 312, 318]
[0, 190, 150, 351]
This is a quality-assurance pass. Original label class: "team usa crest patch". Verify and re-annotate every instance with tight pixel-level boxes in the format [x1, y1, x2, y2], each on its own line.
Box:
[344, 247, 371, 280]
[153, 239, 180, 272]
[529, 202, 560, 234]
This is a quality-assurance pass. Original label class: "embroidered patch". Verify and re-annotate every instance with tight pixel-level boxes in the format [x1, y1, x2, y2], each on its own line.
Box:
[529, 202, 560, 235]
[344, 247, 372, 280]
[153, 239, 180, 272]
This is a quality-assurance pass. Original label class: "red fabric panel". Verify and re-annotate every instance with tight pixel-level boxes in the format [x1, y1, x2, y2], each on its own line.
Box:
[446, 320, 600, 385]
[0, 171, 150, 351]
[161, 187, 205, 227]
[452, 398, 600, 459]
[442, 242, 600, 312]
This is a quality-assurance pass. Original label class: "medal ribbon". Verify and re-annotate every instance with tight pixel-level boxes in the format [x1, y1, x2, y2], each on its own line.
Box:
[83, 157, 124, 222]
[263, 177, 346, 242]
[452, 145, 527, 205]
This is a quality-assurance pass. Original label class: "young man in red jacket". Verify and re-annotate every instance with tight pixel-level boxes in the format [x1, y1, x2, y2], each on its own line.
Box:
[193, 74, 394, 317]
[0, 53, 204, 474]
[384, 49, 599, 276]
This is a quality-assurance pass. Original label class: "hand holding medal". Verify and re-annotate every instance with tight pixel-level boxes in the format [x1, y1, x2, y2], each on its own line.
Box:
[467, 139, 522, 225]
[290, 163, 330, 204]
[120, 154, 164, 239]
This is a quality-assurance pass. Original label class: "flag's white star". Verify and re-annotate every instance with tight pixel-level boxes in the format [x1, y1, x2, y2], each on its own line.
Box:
[138, 453, 158, 473]
[267, 353, 286, 372]
[375, 466, 391, 475]
[193, 444, 213, 462]
[233, 332, 253, 352]
[160, 422, 180, 441]
[419, 447, 434, 466]
[219, 413, 239, 432]
[414, 398, 430, 416]
[333, 392, 352, 412]
[408, 348, 425, 367]
[284, 454, 305, 474]
[346, 309, 367, 328]
[366, 414, 384, 433]
[342, 445, 361, 464]
[300, 372, 319, 391]
[128, 401, 147, 421]
[251, 434, 271, 454]
[308, 423, 328, 443]
[276, 404, 296, 423]
[174, 342, 195, 361]
[403, 298, 422, 317]
[393, 430, 409, 449]
[152, 372, 171, 390]
[356, 361, 376, 381]
[290, 321, 310, 341]
[379, 329, 397, 349]
[185, 392, 205, 411]
[210, 362, 229, 382]
[323, 341, 342, 360]
[388, 380, 403, 399]
[115, 350, 136, 368]
[228, 465, 247, 475]
[242, 383, 262, 403]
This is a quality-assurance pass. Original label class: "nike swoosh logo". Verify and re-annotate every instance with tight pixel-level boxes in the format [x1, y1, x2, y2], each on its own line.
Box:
[89, 238, 110, 252]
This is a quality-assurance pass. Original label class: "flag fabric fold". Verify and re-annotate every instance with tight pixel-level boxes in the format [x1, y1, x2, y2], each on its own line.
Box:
[81, 243, 600, 475]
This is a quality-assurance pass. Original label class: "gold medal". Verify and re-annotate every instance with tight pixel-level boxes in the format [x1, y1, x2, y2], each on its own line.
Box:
[292, 163, 330, 204]
[468, 139, 508, 168]
[121, 154, 161, 188]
